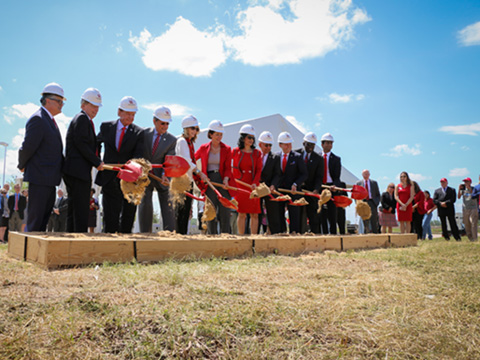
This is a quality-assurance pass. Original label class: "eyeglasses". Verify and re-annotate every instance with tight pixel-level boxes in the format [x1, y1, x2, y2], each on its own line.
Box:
[388, 186, 394, 188]
[189, 127, 200, 131]
[48, 97, 64, 105]
[264, 144, 272, 147]
[246, 135, 255, 140]
[156, 121, 169, 126]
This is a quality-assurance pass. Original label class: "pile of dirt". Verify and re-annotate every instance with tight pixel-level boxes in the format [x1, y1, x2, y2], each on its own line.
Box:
[120, 159, 151, 205]
[170, 175, 192, 206]
[356, 200, 371, 220]
[250, 183, 270, 199]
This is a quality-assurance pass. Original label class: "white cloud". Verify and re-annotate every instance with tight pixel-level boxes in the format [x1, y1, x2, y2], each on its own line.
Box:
[327, 92, 365, 103]
[461, 145, 469, 151]
[382, 144, 421, 157]
[3, 103, 38, 124]
[449, 168, 469, 177]
[439, 122, 480, 136]
[409, 173, 431, 182]
[142, 103, 192, 117]
[458, 21, 480, 46]
[129, 0, 370, 76]
[129, 18, 228, 77]
[285, 115, 307, 133]
[0, 85, 3, 91]
[228, 0, 370, 66]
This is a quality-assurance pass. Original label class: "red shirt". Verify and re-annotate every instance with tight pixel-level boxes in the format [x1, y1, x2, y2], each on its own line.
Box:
[414, 191, 426, 215]
[424, 198, 435, 213]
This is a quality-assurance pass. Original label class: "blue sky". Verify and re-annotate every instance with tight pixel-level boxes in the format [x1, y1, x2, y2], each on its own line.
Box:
[1, 0, 479, 218]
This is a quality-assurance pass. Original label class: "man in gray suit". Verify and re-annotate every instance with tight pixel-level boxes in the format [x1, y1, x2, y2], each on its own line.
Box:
[138, 106, 177, 232]
[356, 169, 380, 233]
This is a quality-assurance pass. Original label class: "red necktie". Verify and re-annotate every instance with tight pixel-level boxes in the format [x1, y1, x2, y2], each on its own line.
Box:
[152, 134, 161, 156]
[282, 153, 287, 173]
[90, 120, 95, 133]
[14, 194, 18, 211]
[323, 154, 328, 183]
[365, 180, 370, 200]
[52, 117, 58, 130]
[305, 153, 309, 164]
[118, 127, 126, 151]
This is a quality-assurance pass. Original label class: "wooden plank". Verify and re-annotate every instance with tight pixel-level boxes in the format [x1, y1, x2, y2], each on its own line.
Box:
[136, 238, 253, 261]
[254, 237, 305, 255]
[43, 239, 135, 268]
[389, 234, 417, 247]
[304, 236, 342, 252]
[7, 232, 26, 260]
[26, 236, 47, 266]
[342, 234, 389, 250]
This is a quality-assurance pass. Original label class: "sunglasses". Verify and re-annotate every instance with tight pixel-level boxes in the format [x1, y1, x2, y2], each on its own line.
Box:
[48, 97, 64, 105]
[189, 127, 200, 131]
[264, 144, 272, 147]
[155, 120, 170, 126]
[246, 135, 255, 140]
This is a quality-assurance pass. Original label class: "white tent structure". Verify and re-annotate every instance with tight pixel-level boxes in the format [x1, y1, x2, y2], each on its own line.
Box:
[196, 113, 359, 185]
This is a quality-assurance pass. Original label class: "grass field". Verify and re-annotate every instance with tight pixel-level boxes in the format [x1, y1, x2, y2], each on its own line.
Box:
[1, 238, 479, 359]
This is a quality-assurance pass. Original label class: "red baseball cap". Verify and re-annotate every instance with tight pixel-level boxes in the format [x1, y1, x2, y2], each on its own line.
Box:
[440, 178, 448, 182]
[463, 177, 472, 182]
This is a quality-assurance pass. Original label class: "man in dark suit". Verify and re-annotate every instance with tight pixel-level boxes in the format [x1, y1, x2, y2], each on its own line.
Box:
[63, 88, 104, 232]
[433, 178, 461, 241]
[50, 189, 68, 232]
[258, 131, 281, 234]
[318, 132, 342, 235]
[18, 83, 65, 232]
[95, 96, 144, 233]
[7, 184, 27, 232]
[356, 169, 381, 233]
[138, 106, 176, 232]
[296, 132, 322, 234]
[277, 132, 308, 234]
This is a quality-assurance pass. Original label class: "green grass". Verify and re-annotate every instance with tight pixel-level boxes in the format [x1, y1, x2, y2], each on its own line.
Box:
[1, 239, 480, 359]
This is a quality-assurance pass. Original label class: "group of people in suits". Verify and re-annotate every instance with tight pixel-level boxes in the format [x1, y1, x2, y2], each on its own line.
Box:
[16, 82, 349, 235]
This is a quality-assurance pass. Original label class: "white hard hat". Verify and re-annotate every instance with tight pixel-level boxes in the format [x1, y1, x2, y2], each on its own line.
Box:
[239, 124, 255, 136]
[81, 88, 102, 107]
[303, 132, 317, 144]
[208, 120, 224, 133]
[258, 131, 273, 144]
[153, 106, 172, 122]
[278, 131, 293, 144]
[119, 96, 138, 112]
[42, 82, 66, 100]
[321, 132, 334, 142]
[181, 115, 199, 128]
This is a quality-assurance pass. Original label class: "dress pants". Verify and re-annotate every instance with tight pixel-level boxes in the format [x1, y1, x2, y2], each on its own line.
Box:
[439, 208, 460, 241]
[412, 211, 424, 240]
[102, 177, 137, 233]
[336, 207, 346, 235]
[362, 199, 379, 233]
[27, 183, 56, 232]
[64, 174, 91, 233]
[138, 183, 175, 232]
[205, 172, 231, 234]
[320, 199, 337, 234]
[278, 196, 301, 233]
[175, 190, 193, 235]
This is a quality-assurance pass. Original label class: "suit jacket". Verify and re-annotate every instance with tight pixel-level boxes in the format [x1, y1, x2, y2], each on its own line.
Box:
[8, 193, 27, 219]
[356, 178, 381, 207]
[95, 120, 144, 186]
[143, 128, 177, 190]
[195, 141, 233, 181]
[18, 107, 64, 186]
[295, 148, 322, 192]
[433, 186, 456, 215]
[261, 152, 281, 187]
[63, 110, 101, 181]
[318, 152, 342, 187]
[277, 151, 308, 190]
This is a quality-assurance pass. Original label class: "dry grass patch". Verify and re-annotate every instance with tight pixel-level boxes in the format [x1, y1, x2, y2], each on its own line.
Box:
[1, 239, 480, 359]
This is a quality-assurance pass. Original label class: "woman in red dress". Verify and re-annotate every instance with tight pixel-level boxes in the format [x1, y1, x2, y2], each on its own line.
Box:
[395, 171, 415, 233]
[232, 124, 262, 235]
